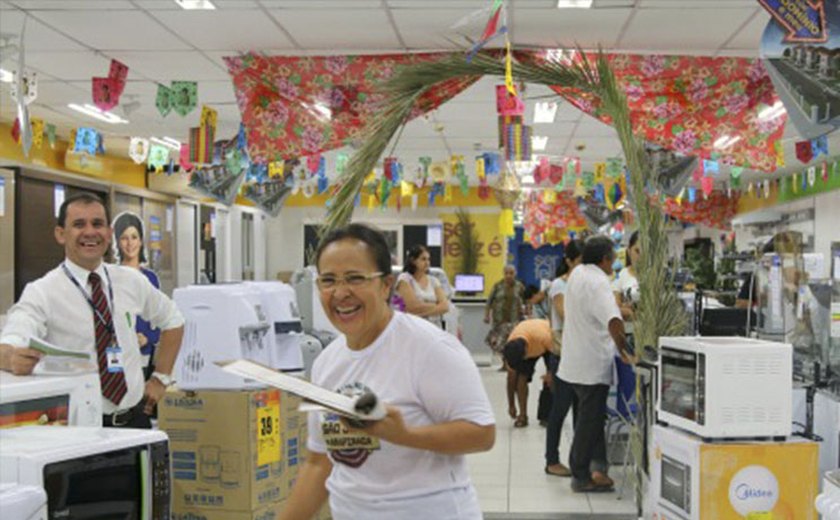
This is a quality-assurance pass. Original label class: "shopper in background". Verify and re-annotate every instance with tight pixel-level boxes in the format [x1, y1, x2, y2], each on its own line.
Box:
[484, 265, 526, 364]
[0, 192, 184, 428]
[544, 239, 584, 477]
[281, 223, 495, 520]
[394, 245, 449, 328]
[559, 235, 632, 493]
[613, 231, 640, 342]
[113, 211, 161, 380]
[502, 318, 552, 428]
[523, 284, 550, 320]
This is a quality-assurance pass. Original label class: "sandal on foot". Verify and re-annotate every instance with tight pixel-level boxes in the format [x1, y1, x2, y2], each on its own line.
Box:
[545, 464, 571, 477]
[514, 417, 528, 428]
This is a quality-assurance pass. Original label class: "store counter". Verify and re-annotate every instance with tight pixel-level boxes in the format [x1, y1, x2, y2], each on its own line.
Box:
[453, 298, 492, 366]
[793, 385, 840, 479]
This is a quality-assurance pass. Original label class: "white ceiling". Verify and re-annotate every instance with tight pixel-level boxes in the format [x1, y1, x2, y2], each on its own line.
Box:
[0, 0, 829, 184]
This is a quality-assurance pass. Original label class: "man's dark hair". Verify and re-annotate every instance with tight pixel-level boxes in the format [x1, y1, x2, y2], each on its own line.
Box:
[523, 284, 540, 301]
[57, 192, 110, 228]
[582, 235, 615, 265]
[626, 231, 640, 267]
[557, 239, 585, 277]
[315, 223, 393, 277]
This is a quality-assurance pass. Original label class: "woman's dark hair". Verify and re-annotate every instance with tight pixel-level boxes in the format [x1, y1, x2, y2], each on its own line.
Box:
[582, 235, 615, 265]
[523, 284, 540, 301]
[556, 239, 584, 277]
[403, 245, 429, 275]
[626, 231, 640, 267]
[113, 212, 146, 264]
[315, 223, 393, 277]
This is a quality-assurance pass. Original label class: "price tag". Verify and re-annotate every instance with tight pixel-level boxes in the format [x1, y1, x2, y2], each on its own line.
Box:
[256, 403, 280, 466]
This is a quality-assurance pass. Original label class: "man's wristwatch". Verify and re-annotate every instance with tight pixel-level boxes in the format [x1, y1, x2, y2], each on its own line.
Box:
[151, 372, 174, 387]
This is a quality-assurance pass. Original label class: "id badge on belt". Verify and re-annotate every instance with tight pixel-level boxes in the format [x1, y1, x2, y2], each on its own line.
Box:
[106, 343, 125, 373]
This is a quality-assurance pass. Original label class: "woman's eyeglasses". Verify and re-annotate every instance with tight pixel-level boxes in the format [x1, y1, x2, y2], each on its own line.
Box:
[316, 272, 384, 290]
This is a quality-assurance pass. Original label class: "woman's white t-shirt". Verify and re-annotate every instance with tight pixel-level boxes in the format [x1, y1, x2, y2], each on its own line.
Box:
[307, 312, 495, 514]
[396, 272, 443, 327]
[548, 277, 567, 332]
[612, 267, 639, 334]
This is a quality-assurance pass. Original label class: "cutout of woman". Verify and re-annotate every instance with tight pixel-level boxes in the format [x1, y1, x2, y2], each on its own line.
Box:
[112, 211, 161, 379]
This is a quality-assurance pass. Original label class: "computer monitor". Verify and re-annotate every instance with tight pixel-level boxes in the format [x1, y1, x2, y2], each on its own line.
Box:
[454, 274, 484, 294]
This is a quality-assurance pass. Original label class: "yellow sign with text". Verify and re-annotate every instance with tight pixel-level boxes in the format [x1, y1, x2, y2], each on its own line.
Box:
[256, 403, 281, 466]
[440, 212, 506, 298]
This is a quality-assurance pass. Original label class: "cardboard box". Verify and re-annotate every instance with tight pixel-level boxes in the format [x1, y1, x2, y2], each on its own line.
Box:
[170, 500, 286, 520]
[159, 389, 304, 515]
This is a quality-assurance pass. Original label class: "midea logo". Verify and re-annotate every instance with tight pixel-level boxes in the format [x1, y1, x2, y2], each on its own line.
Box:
[728, 465, 779, 515]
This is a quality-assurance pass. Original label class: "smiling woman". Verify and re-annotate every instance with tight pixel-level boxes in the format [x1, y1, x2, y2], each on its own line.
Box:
[279, 223, 496, 520]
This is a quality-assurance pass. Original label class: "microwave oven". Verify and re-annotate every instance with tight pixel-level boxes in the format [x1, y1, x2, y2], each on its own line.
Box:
[0, 372, 102, 428]
[657, 336, 792, 438]
[650, 424, 818, 520]
[0, 426, 170, 520]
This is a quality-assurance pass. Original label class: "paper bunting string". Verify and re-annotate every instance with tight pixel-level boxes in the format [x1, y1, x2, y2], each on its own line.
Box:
[148, 144, 170, 171]
[179, 144, 194, 171]
[430, 162, 449, 183]
[30, 118, 43, 149]
[478, 183, 491, 200]
[475, 156, 486, 180]
[74, 127, 101, 155]
[46, 124, 56, 148]
[504, 38, 516, 97]
[11, 118, 21, 144]
[822, 161, 829, 182]
[687, 186, 697, 203]
[466, 0, 506, 61]
[307, 154, 322, 175]
[775, 141, 785, 167]
[92, 77, 123, 112]
[318, 173, 329, 194]
[156, 84, 172, 117]
[496, 84, 523, 117]
[582, 171, 595, 190]
[562, 170, 576, 190]
[790, 174, 797, 194]
[701, 176, 714, 196]
[129, 137, 150, 164]
[802, 169, 808, 190]
[730, 166, 743, 188]
[269, 161, 284, 178]
[336, 152, 350, 175]
[593, 162, 606, 182]
[543, 189, 556, 204]
[702, 159, 719, 176]
[189, 105, 217, 164]
[11, 71, 38, 106]
[606, 158, 622, 179]
[811, 134, 828, 157]
[379, 177, 391, 207]
[170, 81, 198, 117]
[573, 178, 587, 197]
[483, 152, 501, 175]
[807, 166, 816, 187]
[795, 140, 813, 164]
[225, 148, 245, 176]
[763, 180, 770, 198]
[444, 183, 453, 202]
[574, 158, 582, 175]
[108, 59, 128, 89]
[401, 180, 415, 197]
[499, 208, 515, 237]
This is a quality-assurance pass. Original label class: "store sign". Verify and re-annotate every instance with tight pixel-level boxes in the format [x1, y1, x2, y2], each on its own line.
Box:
[727, 465, 779, 516]
[760, 0, 840, 138]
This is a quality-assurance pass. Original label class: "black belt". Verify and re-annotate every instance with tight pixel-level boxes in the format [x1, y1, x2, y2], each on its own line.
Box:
[103, 401, 144, 427]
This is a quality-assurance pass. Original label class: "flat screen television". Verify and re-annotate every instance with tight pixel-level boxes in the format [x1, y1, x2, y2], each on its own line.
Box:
[454, 274, 484, 294]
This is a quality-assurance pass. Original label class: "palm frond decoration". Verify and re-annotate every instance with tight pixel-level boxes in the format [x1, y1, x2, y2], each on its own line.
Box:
[455, 208, 479, 275]
[321, 49, 688, 512]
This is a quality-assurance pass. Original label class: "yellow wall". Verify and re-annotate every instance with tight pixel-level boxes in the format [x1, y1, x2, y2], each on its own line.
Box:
[0, 123, 146, 189]
[439, 211, 506, 298]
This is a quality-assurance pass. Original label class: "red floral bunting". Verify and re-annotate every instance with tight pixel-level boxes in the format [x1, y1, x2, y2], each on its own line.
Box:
[224, 53, 480, 163]
[662, 190, 740, 230]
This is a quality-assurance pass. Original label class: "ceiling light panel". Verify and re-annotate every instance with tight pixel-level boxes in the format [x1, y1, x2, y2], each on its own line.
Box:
[557, 0, 593, 8]
[174, 0, 216, 9]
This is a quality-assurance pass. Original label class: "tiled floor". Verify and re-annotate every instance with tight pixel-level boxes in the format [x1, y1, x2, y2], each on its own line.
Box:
[468, 365, 638, 519]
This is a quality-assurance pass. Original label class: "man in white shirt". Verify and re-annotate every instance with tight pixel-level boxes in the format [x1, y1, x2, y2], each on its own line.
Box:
[558, 235, 632, 493]
[0, 192, 184, 428]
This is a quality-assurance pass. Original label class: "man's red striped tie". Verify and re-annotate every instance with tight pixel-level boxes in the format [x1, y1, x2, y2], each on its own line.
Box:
[89, 272, 127, 405]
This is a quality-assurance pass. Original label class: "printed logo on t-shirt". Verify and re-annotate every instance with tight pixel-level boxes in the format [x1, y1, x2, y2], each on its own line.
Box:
[321, 382, 381, 468]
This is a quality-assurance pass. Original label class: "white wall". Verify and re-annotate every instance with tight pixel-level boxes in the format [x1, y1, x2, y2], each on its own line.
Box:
[254, 212, 267, 280]
[265, 205, 500, 279]
[734, 190, 840, 278]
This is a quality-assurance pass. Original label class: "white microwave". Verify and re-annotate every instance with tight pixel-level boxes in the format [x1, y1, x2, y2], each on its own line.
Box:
[0, 426, 171, 519]
[657, 336, 792, 438]
[0, 372, 102, 428]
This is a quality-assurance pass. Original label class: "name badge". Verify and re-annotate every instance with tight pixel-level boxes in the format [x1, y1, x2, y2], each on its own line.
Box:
[106, 344, 124, 373]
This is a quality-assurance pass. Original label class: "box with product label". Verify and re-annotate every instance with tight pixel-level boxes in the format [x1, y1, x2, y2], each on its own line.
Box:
[170, 500, 286, 520]
[159, 388, 303, 516]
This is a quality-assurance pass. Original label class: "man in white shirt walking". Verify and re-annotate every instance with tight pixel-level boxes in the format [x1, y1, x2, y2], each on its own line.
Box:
[0, 192, 184, 428]
[558, 235, 633, 493]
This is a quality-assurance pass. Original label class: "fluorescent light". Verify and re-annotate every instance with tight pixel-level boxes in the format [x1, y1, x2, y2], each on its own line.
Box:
[173, 0, 215, 9]
[532, 136, 549, 151]
[0, 68, 12, 83]
[557, 0, 593, 8]
[67, 103, 129, 124]
[534, 101, 558, 124]
[758, 101, 785, 120]
[151, 137, 180, 150]
[713, 134, 741, 150]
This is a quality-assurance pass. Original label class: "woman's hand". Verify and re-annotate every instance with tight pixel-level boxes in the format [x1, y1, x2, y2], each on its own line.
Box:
[137, 332, 148, 348]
